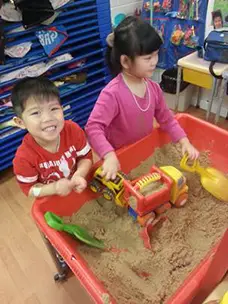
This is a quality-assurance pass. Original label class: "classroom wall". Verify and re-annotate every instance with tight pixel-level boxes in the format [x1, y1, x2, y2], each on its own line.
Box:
[109, 0, 228, 118]
[110, 0, 142, 25]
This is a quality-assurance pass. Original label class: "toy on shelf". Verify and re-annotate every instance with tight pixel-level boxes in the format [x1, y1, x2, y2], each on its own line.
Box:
[154, 1, 161, 12]
[180, 154, 228, 202]
[177, 0, 199, 20]
[189, 0, 194, 20]
[170, 25, 184, 45]
[162, 0, 172, 12]
[90, 165, 188, 227]
[183, 26, 199, 48]
[143, 1, 151, 12]
[177, 0, 188, 19]
[195, 0, 199, 21]
[44, 211, 105, 249]
[144, 1, 160, 12]
[143, 0, 171, 13]
[189, 0, 199, 20]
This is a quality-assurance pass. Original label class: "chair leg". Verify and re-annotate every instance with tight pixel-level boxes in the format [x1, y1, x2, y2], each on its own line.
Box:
[215, 78, 227, 125]
[175, 66, 182, 112]
[206, 78, 217, 121]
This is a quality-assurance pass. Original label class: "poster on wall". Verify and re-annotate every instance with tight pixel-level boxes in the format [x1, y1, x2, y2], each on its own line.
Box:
[212, 0, 228, 29]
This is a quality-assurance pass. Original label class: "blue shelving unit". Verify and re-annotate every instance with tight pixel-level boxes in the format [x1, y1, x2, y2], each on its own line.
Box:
[0, 0, 111, 171]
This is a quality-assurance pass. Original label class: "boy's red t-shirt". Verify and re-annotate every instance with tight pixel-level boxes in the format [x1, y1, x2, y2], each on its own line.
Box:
[13, 120, 92, 195]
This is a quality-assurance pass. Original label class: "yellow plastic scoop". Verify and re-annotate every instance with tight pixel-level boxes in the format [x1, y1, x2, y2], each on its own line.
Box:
[180, 154, 228, 202]
[220, 292, 228, 304]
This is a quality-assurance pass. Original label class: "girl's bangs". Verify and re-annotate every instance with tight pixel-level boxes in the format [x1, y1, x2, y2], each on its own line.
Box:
[139, 29, 163, 55]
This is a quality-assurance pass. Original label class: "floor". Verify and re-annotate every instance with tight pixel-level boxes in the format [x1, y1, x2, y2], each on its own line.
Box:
[0, 107, 227, 304]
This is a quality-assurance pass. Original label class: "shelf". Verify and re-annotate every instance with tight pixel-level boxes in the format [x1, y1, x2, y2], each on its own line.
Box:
[0, 0, 111, 171]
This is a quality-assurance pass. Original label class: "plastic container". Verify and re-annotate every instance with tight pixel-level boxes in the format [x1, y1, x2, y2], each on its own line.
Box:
[163, 84, 194, 112]
[32, 114, 228, 304]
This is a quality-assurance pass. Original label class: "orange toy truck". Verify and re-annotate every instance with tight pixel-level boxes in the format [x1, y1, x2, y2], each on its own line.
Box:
[90, 165, 188, 227]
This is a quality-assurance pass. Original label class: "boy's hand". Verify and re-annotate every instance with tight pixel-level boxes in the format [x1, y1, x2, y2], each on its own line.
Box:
[102, 151, 120, 180]
[179, 137, 199, 160]
[55, 178, 75, 196]
[71, 175, 87, 193]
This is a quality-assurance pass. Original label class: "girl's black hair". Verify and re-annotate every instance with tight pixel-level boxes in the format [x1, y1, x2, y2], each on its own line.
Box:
[212, 10, 222, 20]
[106, 16, 163, 76]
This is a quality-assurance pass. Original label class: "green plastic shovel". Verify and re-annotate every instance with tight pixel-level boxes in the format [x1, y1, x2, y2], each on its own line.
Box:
[44, 212, 105, 249]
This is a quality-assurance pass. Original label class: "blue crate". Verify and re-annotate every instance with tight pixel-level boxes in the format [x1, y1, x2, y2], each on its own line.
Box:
[0, 0, 111, 171]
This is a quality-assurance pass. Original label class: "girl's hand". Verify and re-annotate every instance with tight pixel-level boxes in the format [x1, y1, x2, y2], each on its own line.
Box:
[102, 151, 120, 180]
[71, 175, 87, 193]
[179, 137, 199, 160]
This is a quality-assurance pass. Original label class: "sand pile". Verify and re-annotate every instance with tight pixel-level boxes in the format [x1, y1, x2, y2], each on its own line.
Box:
[65, 143, 228, 304]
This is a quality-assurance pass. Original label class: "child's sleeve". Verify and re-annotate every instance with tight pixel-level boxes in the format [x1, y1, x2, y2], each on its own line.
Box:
[13, 156, 39, 196]
[69, 121, 92, 161]
[154, 83, 186, 142]
[85, 89, 119, 158]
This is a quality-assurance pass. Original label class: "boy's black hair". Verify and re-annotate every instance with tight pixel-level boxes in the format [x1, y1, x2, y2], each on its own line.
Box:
[106, 16, 163, 76]
[11, 76, 60, 117]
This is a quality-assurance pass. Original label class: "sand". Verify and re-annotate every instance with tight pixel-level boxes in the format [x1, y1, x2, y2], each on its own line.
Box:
[65, 143, 228, 304]
[139, 181, 166, 196]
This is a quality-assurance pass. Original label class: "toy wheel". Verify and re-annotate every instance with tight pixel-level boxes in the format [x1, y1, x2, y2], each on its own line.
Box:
[102, 188, 115, 201]
[119, 171, 129, 180]
[138, 212, 156, 227]
[54, 273, 67, 282]
[90, 180, 102, 193]
[174, 193, 188, 208]
[155, 202, 171, 215]
[145, 212, 156, 226]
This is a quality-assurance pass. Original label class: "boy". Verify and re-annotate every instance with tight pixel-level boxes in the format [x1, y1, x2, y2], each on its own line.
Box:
[12, 77, 92, 198]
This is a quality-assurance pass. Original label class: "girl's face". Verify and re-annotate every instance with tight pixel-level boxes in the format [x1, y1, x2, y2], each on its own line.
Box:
[214, 16, 223, 29]
[123, 50, 159, 78]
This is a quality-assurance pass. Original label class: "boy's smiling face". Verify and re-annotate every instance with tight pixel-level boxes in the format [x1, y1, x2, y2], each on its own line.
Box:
[15, 96, 64, 147]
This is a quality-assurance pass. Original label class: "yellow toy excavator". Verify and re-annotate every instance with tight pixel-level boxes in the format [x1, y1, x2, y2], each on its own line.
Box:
[89, 167, 127, 207]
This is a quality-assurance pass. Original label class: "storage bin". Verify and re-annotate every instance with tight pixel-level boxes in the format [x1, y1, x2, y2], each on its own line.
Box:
[32, 114, 228, 304]
[163, 85, 195, 112]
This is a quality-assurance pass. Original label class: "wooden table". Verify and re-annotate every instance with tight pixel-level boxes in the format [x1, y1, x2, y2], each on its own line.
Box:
[176, 52, 228, 124]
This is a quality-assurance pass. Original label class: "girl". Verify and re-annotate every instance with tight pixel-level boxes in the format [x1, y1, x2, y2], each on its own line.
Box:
[212, 10, 223, 29]
[85, 16, 199, 180]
